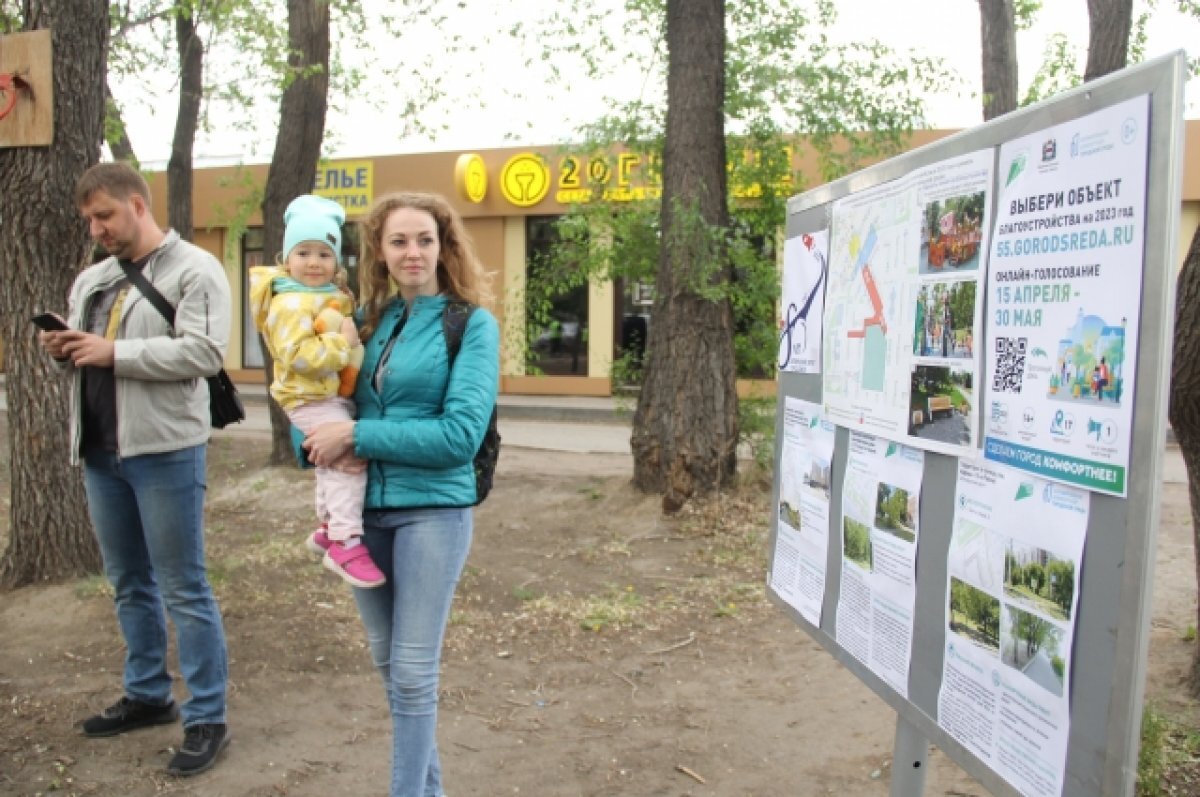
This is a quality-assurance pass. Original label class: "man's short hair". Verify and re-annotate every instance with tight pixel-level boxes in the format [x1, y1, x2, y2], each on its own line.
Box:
[75, 162, 152, 207]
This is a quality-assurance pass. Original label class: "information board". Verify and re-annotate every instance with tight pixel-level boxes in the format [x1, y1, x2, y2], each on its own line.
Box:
[767, 53, 1186, 797]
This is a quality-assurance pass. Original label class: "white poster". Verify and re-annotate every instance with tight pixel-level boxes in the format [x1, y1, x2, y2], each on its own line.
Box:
[983, 94, 1149, 497]
[823, 149, 992, 456]
[835, 431, 925, 696]
[770, 397, 837, 626]
[938, 460, 1088, 797]
[778, 230, 829, 374]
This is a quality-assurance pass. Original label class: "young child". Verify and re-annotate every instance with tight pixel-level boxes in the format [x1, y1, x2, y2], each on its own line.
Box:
[249, 194, 385, 588]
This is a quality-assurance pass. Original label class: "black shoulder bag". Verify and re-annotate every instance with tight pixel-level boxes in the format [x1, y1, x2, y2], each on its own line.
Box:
[118, 260, 245, 429]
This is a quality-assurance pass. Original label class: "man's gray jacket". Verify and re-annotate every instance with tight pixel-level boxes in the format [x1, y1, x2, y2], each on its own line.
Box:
[57, 230, 231, 464]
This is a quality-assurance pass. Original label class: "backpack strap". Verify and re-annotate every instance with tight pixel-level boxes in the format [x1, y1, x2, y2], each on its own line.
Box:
[442, 299, 476, 365]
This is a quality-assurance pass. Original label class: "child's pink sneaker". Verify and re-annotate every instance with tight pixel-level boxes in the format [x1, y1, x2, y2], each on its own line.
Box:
[305, 525, 332, 557]
[323, 543, 386, 589]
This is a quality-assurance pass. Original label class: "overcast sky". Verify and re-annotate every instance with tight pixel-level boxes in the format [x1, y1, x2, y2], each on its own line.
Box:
[114, 0, 1199, 167]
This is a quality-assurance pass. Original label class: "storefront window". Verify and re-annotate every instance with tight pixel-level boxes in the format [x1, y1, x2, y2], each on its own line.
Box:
[526, 216, 589, 376]
[241, 228, 265, 368]
[613, 277, 652, 387]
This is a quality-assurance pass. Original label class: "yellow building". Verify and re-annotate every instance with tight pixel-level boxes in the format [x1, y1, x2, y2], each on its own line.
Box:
[37, 125, 1200, 395]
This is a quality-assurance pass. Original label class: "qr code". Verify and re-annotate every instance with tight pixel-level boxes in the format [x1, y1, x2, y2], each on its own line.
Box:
[992, 336, 1027, 393]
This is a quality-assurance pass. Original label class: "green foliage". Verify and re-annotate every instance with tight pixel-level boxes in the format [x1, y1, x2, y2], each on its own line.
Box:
[843, 517, 873, 567]
[1014, 0, 1043, 31]
[210, 167, 265, 263]
[0, 1, 20, 33]
[510, 0, 947, 451]
[1140, 703, 1170, 796]
[1022, 33, 1083, 105]
[738, 396, 776, 474]
[1137, 702, 1200, 796]
[950, 578, 1000, 643]
[103, 1, 455, 162]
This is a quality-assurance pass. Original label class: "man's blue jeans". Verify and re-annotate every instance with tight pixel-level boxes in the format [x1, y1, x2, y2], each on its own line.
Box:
[82, 445, 228, 727]
[354, 507, 472, 797]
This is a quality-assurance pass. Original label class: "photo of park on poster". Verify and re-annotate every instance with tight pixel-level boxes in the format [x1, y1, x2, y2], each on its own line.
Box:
[907, 363, 974, 447]
[919, 191, 986, 275]
[949, 576, 1000, 655]
[913, 280, 977, 359]
[843, 516, 874, 570]
[1001, 604, 1068, 698]
[1004, 540, 1076, 622]
[874, 482, 917, 543]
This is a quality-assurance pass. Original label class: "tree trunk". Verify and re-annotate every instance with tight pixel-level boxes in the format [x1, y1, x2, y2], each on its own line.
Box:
[259, 0, 331, 465]
[1084, 0, 1133, 82]
[0, 0, 109, 588]
[167, 4, 202, 240]
[1169, 227, 1200, 698]
[104, 81, 137, 164]
[979, 0, 1018, 120]
[631, 0, 737, 511]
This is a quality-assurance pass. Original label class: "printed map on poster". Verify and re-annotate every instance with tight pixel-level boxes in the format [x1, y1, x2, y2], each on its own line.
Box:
[823, 150, 993, 456]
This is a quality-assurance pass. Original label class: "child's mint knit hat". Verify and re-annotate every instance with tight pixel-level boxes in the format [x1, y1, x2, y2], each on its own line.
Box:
[283, 194, 344, 264]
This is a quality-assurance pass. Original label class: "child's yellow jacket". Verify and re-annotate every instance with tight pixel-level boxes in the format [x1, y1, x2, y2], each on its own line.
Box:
[248, 265, 362, 411]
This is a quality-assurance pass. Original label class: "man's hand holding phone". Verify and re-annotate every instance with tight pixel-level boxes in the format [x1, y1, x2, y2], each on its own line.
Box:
[32, 312, 71, 361]
[32, 312, 69, 332]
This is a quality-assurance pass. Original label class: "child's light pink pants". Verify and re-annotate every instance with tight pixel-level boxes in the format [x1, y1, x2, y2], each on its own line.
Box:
[288, 397, 366, 542]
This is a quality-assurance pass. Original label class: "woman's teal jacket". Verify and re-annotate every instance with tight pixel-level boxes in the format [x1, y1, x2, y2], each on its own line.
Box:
[351, 294, 499, 510]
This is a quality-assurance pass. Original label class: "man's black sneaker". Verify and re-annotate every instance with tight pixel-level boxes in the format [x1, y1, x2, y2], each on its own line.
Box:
[81, 696, 179, 738]
[166, 723, 230, 776]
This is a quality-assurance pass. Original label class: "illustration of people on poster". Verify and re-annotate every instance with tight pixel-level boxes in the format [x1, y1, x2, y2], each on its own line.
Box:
[983, 94, 1148, 497]
[938, 460, 1088, 797]
[778, 230, 829, 374]
[770, 397, 837, 626]
[835, 431, 925, 697]
[822, 150, 991, 456]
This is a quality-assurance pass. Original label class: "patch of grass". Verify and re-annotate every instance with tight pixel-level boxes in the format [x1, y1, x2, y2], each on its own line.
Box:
[523, 583, 648, 632]
[579, 534, 633, 562]
[1183, 626, 1197, 643]
[74, 575, 113, 600]
[577, 485, 605, 501]
[512, 584, 541, 602]
[1140, 703, 1169, 796]
[580, 585, 644, 631]
[1138, 703, 1200, 797]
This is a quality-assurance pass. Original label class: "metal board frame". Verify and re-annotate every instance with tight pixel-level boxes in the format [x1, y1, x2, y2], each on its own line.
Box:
[767, 52, 1186, 797]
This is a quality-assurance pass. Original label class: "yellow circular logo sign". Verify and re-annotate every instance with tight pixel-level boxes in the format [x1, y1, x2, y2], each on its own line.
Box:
[498, 153, 551, 207]
[454, 154, 488, 204]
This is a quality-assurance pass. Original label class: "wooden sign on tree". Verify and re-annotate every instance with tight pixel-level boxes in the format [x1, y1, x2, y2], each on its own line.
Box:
[0, 29, 52, 147]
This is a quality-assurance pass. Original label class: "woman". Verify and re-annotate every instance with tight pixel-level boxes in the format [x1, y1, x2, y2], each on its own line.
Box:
[303, 192, 499, 797]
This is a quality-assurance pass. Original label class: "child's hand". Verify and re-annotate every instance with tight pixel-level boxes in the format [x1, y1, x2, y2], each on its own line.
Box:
[340, 317, 360, 348]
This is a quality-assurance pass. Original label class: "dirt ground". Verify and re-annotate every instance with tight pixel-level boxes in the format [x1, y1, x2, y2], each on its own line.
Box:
[0, 422, 1197, 797]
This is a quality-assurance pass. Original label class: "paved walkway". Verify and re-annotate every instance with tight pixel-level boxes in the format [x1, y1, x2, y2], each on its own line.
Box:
[217, 380, 634, 455]
[0, 377, 1189, 470]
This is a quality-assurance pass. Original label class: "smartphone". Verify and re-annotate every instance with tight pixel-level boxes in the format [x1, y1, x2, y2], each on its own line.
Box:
[31, 312, 69, 332]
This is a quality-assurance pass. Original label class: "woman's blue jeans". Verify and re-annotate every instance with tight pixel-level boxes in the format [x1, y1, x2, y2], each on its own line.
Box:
[82, 444, 228, 727]
[354, 507, 472, 797]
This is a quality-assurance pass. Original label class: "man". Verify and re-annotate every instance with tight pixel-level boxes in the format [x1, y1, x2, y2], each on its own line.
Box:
[36, 162, 232, 776]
